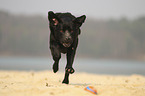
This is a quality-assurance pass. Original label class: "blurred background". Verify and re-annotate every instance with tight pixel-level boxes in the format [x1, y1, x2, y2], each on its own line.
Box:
[0, 0, 145, 75]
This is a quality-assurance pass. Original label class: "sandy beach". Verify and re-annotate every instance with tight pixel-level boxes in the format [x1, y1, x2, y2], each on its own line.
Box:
[0, 71, 145, 96]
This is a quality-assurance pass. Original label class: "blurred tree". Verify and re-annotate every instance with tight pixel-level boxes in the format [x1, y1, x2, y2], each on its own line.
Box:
[0, 10, 145, 60]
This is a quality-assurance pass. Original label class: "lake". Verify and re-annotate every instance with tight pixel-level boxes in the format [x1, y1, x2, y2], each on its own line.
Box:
[0, 56, 145, 75]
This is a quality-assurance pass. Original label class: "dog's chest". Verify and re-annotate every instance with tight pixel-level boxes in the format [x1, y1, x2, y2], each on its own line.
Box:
[59, 45, 68, 54]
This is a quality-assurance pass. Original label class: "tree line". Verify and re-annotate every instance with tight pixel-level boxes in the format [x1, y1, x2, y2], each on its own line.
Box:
[0, 10, 145, 60]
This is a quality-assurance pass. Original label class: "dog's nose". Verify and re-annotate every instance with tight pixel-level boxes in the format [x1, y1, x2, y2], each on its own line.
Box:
[65, 30, 71, 41]
[66, 36, 71, 40]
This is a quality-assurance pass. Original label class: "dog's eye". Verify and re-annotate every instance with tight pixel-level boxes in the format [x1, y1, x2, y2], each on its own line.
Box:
[60, 30, 63, 32]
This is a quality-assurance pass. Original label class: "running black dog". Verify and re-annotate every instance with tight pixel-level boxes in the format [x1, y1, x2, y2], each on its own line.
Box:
[48, 11, 86, 84]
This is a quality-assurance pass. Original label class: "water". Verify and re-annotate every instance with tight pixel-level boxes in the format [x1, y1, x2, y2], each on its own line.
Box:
[0, 56, 145, 75]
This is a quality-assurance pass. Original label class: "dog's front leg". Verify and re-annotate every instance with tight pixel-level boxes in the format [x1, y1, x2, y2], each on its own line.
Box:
[65, 48, 76, 74]
[62, 41, 78, 84]
[50, 43, 61, 73]
[62, 48, 76, 84]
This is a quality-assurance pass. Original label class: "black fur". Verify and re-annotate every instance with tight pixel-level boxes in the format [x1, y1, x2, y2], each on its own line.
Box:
[48, 11, 86, 84]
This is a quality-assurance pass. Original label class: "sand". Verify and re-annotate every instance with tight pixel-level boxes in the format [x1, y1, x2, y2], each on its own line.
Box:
[0, 71, 145, 96]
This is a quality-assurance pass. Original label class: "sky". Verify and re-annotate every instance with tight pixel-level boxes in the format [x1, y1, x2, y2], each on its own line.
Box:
[0, 0, 145, 19]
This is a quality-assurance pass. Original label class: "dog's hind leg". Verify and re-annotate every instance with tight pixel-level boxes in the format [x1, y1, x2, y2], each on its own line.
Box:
[62, 73, 69, 84]
[50, 44, 61, 73]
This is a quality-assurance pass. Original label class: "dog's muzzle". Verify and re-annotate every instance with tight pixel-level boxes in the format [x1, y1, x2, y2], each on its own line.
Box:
[62, 37, 72, 47]
[61, 31, 72, 47]
[62, 43, 71, 47]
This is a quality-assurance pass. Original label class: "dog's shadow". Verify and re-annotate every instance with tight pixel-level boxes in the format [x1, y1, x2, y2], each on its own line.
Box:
[69, 83, 92, 86]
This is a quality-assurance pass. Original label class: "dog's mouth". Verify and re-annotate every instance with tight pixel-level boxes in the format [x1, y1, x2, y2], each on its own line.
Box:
[62, 42, 71, 48]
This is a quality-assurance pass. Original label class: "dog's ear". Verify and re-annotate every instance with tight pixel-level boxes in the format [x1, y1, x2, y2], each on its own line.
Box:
[74, 15, 86, 27]
[48, 11, 61, 25]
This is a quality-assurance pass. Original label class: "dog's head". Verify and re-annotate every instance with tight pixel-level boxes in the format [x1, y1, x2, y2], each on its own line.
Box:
[48, 11, 86, 47]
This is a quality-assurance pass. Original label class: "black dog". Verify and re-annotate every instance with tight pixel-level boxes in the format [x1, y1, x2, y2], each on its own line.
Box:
[48, 11, 86, 84]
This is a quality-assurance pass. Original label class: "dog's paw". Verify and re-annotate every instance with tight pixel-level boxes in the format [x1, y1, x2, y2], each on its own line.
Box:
[53, 63, 59, 73]
[62, 79, 69, 84]
[65, 67, 75, 74]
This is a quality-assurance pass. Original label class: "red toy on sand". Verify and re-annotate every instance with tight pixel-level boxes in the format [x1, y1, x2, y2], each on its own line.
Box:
[84, 86, 97, 95]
